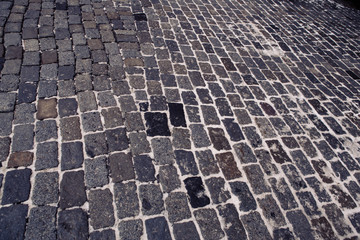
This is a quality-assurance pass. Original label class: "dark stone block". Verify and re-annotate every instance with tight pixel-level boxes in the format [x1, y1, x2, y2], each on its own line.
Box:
[287, 210, 315, 240]
[85, 133, 108, 157]
[61, 142, 84, 170]
[89, 189, 115, 229]
[59, 171, 86, 209]
[269, 177, 298, 210]
[266, 140, 292, 164]
[282, 164, 307, 191]
[258, 195, 286, 227]
[222, 118, 244, 141]
[216, 152, 242, 180]
[173, 221, 200, 240]
[145, 112, 171, 136]
[58, 98, 78, 117]
[109, 152, 135, 182]
[2, 169, 31, 204]
[311, 217, 338, 240]
[90, 229, 116, 240]
[18, 82, 37, 103]
[243, 164, 271, 194]
[184, 177, 210, 208]
[58, 209, 88, 240]
[118, 220, 143, 240]
[241, 212, 272, 240]
[273, 228, 295, 240]
[233, 142, 257, 164]
[105, 128, 129, 152]
[329, 185, 356, 209]
[25, 206, 57, 239]
[145, 217, 171, 240]
[114, 182, 139, 219]
[230, 181, 256, 212]
[194, 209, 225, 239]
[0, 205, 28, 240]
[175, 150, 199, 176]
[168, 103, 186, 127]
[205, 177, 231, 204]
[133, 155, 156, 182]
[208, 128, 231, 151]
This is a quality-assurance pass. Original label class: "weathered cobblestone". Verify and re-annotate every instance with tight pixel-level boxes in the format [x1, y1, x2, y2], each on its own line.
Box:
[1, 0, 360, 238]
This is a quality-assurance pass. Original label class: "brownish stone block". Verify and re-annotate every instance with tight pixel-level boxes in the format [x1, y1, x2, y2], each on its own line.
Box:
[215, 152, 242, 180]
[8, 152, 34, 168]
[37, 99, 57, 120]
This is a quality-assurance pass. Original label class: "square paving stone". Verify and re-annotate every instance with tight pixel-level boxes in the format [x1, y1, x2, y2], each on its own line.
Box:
[173, 221, 201, 240]
[90, 229, 116, 240]
[165, 192, 191, 223]
[35, 120, 57, 142]
[0, 137, 10, 162]
[85, 132, 108, 157]
[145, 112, 171, 136]
[105, 128, 129, 152]
[35, 141, 58, 170]
[145, 217, 172, 240]
[129, 132, 151, 155]
[61, 142, 84, 170]
[139, 184, 164, 216]
[114, 181, 139, 219]
[0, 205, 28, 240]
[2, 169, 31, 204]
[0, 92, 16, 112]
[89, 189, 115, 229]
[0, 112, 13, 136]
[78, 91, 97, 112]
[38, 80, 57, 98]
[133, 155, 156, 182]
[125, 112, 145, 132]
[118, 220, 143, 240]
[18, 82, 37, 103]
[60, 117, 82, 141]
[0, 75, 19, 92]
[81, 112, 103, 132]
[12, 124, 34, 152]
[58, 209, 88, 240]
[109, 152, 135, 182]
[25, 206, 57, 240]
[32, 172, 59, 205]
[59, 171, 86, 209]
[58, 98, 78, 117]
[37, 98, 58, 120]
[84, 157, 108, 188]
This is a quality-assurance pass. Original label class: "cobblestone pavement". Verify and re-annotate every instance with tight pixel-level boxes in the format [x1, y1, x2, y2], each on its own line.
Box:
[0, 0, 360, 239]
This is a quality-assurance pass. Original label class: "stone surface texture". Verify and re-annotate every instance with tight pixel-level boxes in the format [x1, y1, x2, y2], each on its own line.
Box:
[0, 0, 360, 239]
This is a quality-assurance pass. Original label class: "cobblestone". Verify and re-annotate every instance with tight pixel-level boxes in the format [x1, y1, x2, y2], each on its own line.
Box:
[1, 0, 360, 238]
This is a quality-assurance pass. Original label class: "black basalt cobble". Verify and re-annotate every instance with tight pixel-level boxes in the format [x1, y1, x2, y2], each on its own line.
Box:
[184, 177, 210, 208]
[145, 112, 170, 136]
